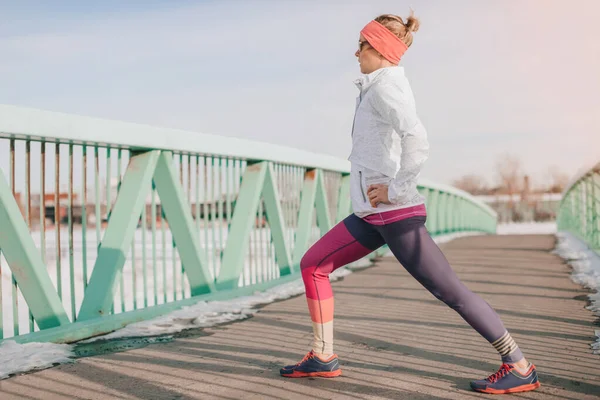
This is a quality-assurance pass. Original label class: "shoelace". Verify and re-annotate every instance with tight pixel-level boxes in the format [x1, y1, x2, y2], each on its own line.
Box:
[487, 364, 512, 383]
[295, 351, 315, 367]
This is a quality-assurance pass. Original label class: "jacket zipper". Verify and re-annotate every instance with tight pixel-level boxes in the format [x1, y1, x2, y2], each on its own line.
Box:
[359, 171, 367, 203]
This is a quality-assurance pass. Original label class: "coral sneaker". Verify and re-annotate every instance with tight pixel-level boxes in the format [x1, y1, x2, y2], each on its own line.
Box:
[280, 350, 341, 378]
[470, 363, 540, 394]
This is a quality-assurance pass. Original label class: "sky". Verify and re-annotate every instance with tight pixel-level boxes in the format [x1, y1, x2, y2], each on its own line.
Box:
[0, 0, 599, 187]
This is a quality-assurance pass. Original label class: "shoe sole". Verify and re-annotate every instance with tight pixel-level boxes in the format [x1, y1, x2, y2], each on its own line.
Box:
[280, 369, 342, 378]
[472, 382, 541, 394]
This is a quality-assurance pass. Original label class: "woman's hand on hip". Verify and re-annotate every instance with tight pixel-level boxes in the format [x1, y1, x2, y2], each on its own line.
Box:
[367, 184, 391, 208]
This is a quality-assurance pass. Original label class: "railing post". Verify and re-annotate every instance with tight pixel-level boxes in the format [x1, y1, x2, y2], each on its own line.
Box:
[578, 181, 585, 239]
[0, 168, 69, 329]
[591, 173, 599, 249]
[292, 168, 331, 265]
[78, 150, 162, 321]
[262, 163, 294, 276]
[426, 189, 438, 235]
[293, 169, 318, 265]
[445, 193, 452, 233]
[153, 152, 215, 296]
[435, 189, 442, 234]
[314, 169, 333, 236]
[217, 161, 268, 290]
[567, 190, 574, 232]
[336, 173, 351, 223]
[453, 196, 460, 232]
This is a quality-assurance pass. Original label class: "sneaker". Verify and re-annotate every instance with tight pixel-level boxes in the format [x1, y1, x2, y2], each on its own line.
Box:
[470, 363, 541, 394]
[280, 350, 342, 378]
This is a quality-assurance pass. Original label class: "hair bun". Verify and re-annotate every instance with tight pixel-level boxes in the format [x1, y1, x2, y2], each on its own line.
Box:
[406, 13, 420, 33]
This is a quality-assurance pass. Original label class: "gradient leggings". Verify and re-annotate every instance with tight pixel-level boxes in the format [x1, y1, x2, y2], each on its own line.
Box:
[301, 213, 524, 364]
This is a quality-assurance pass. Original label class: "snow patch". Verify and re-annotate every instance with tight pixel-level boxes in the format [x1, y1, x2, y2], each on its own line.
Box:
[0, 341, 74, 379]
[553, 231, 600, 354]
[433, 231, 485, 245]
[497, 222, 557, 235]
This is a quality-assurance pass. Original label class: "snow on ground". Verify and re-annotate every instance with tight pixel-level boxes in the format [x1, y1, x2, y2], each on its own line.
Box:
[553, 231, 600, 354]
[433, 231, 485, 245]
[0, 340, 74, 380]
[496, 221, 557, 235]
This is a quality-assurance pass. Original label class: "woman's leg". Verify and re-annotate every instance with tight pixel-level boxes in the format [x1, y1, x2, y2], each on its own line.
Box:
[379, 216, 539, 393]
[301, 214, 384, 356]
[378, 216, 525, 363]
[280, 214, 384, 378]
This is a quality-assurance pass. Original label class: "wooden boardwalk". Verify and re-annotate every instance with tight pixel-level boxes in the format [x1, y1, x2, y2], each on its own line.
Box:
[2, 234, 599, 399]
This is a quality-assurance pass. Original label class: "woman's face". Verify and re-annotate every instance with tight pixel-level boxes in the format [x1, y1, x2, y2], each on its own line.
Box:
[355, 34, 382, 74]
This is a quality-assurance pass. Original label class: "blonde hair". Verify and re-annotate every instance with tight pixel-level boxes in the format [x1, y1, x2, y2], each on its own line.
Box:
[374, 11, 420, 47]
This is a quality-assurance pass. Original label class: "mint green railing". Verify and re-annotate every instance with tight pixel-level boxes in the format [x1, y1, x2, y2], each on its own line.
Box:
[557, 162, 600, 253]
[0, 104, 496, 344]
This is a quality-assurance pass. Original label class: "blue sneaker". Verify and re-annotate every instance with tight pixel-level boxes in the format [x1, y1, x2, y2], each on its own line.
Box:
[471, 363, 540, 394]
[280, 350, 342, 378]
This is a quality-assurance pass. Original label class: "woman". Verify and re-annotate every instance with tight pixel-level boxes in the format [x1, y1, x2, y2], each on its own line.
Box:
[279, 12, 540, 395]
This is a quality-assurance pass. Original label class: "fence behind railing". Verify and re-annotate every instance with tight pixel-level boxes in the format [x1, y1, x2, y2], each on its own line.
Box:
[0, 104, 497, 344]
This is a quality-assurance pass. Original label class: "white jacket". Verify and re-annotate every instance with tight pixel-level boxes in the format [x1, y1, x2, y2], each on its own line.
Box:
[348, 67, 429, 218]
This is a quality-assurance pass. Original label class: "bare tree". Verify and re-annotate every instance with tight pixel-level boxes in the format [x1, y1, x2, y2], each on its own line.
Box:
[452, 174, 488, 195]
[496, 154, 523, 196]
[546, 165, 570, 193]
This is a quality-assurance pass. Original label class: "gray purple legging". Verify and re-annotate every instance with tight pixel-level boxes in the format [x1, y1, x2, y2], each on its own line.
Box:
[300, 212, 524, 364]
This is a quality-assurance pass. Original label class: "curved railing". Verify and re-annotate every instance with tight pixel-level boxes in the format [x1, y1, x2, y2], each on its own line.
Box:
[557, 162, 600, 252]
[0, 104, 496, 344]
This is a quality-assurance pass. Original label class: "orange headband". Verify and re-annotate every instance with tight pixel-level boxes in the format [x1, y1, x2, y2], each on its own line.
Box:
[360, 20, 408, 64]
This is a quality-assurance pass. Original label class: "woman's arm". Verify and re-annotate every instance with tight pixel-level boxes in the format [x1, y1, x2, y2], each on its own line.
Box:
[369, 82, 429, 205]
[388, 133, 429, 204]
